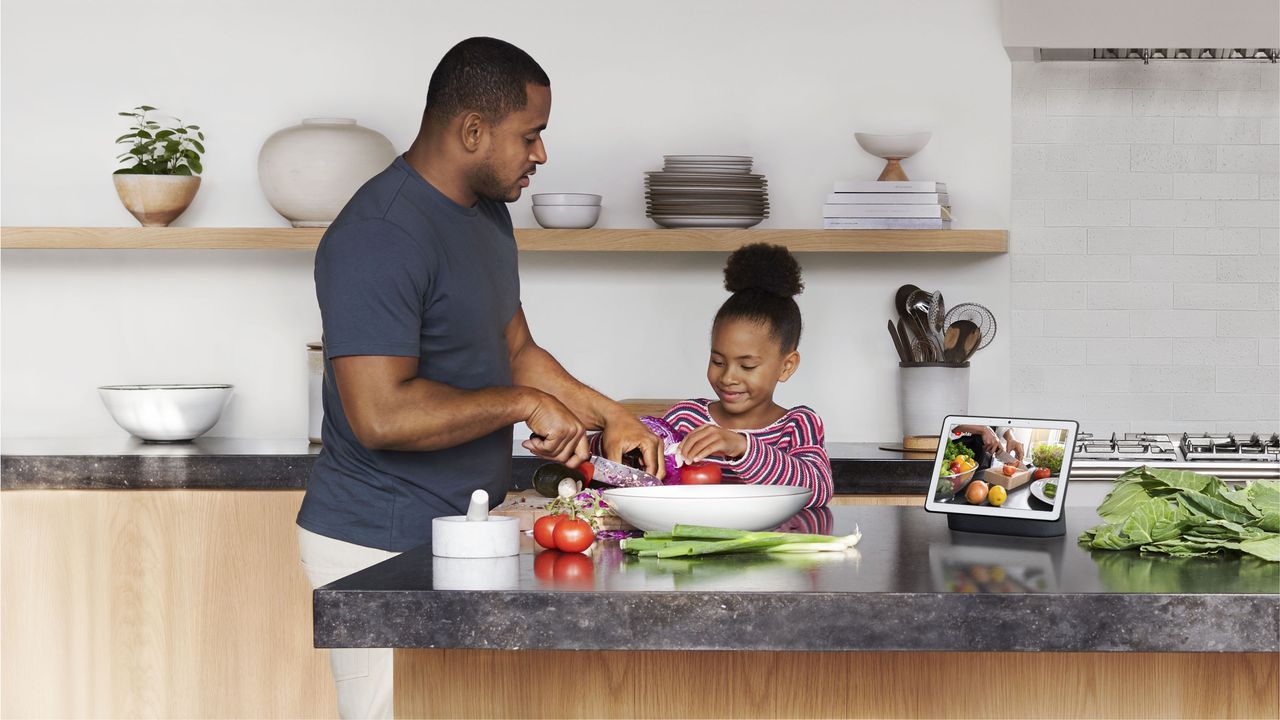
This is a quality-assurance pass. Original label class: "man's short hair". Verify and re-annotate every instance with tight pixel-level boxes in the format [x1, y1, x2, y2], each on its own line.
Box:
[424, 37, 550, 127]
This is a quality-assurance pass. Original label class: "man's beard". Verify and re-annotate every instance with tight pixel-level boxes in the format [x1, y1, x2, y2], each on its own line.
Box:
[471, 161, 519, 203]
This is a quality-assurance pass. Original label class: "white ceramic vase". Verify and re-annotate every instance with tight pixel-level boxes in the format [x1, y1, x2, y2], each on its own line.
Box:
[257, 118, 396, 227]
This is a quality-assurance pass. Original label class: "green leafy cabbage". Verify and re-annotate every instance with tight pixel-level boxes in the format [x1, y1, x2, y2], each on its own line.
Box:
[1080, 467, 1279, 562]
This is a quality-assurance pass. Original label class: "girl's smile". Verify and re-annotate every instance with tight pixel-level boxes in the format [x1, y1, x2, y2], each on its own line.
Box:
[707, 318, 799, 429]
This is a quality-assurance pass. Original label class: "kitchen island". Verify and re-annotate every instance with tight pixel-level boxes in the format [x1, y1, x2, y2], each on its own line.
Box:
[315, 505, 1278, 719]
[0, 438, 930, 718]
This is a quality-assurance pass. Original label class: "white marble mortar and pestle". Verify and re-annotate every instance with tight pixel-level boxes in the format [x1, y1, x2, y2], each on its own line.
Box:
[431, 489, 521, 590]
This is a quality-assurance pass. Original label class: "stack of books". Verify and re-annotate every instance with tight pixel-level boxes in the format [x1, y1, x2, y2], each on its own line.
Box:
[822, 180, 950, 229]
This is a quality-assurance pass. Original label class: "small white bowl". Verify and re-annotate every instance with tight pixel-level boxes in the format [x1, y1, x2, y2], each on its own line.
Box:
[602, 484, 811, 532]
[532, 193, 602, 206]
[532, 204, 601, 229]
[854, 132, 932, 160]
[98, 384, 233, 442]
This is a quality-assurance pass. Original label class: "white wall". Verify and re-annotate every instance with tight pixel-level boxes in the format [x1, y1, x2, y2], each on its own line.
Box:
[1002, 0, 1280, 51]
[1, 0, 1012, 441]
[1009, 60, 1280, 435]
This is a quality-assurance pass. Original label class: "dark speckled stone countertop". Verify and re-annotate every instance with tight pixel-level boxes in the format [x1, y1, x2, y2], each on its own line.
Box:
[0, 438, 932, 493]
[313, 505, 1278, 653]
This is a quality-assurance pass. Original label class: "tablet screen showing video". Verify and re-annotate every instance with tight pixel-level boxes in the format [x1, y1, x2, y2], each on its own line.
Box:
[923, 416, 1079, 522]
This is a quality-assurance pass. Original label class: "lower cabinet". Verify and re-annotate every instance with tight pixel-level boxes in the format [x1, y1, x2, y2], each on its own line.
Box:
[0, 490, 337, 719]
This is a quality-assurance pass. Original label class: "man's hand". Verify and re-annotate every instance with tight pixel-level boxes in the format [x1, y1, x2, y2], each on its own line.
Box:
[522, 393, 589, 467]
[599, 409, 665, 480]
[678, 425, 748, 465]
[1004, 432, 1027, 463]
[979, 427, 1003, 454]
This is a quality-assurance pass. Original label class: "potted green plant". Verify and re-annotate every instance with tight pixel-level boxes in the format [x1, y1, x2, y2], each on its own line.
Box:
[112, 105, 206, 226]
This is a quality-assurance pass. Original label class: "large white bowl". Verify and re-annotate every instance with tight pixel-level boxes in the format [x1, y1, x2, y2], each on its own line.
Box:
[854, 131, 932, 160]
[98, 384, 233, 442]
[532, 204, 601, 229]
[602, 484, 811, 532]
[532, 193, 602, 206]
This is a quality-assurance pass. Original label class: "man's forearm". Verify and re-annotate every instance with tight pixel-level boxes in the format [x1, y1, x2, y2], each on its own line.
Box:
[358, 379, 536, 451]
[511, 345, 618, 431]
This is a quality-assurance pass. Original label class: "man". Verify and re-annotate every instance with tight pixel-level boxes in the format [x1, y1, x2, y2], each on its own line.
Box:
[296, 37, 663, 718]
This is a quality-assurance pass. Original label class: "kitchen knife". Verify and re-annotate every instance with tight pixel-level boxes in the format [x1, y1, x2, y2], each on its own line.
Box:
[992, 447, 1029, 467]
[526, 432, 662, 488]
[587, 454, 662, 487]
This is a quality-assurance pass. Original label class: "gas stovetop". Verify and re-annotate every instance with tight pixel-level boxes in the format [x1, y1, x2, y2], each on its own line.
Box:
[1070, 432, 1280, 481]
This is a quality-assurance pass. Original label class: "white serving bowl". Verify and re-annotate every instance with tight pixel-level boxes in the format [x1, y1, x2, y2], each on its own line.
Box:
[602, 484, 811, 532]
[854, 131, 932, 160]
[98, 384, 233, 442]
[532, 204, 601, 229]
[532, 193, 602, 206]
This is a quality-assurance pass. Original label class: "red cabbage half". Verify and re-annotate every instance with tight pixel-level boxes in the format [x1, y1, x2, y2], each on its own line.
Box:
[639, 415, 685, 484]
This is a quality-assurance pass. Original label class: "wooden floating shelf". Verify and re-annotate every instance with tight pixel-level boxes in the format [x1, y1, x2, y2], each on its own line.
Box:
[1, 226, 1007, 253]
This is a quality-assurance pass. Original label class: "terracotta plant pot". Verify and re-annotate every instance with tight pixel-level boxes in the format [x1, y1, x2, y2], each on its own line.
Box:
[112, 174, 201, 227]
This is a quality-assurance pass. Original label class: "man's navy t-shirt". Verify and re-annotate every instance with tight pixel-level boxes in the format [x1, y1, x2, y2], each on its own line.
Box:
[297, 156, 520, 552]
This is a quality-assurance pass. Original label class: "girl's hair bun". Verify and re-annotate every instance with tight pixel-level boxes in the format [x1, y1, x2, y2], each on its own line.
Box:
[723, 243, 804, 298]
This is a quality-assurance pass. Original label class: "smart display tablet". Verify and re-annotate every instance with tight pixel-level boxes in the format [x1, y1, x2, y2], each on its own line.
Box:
[923, 415, 1079, 523]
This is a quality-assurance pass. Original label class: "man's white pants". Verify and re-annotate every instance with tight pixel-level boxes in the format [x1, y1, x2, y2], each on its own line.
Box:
[298, 526, 399, 719]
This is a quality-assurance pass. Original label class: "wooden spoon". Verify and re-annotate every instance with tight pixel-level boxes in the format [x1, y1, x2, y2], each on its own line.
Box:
[943, 324, 963, 363]
[946, 320, 981, 363]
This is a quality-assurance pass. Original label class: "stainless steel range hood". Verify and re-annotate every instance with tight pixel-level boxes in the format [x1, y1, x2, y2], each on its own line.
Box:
[1003, 0, 1280, 61]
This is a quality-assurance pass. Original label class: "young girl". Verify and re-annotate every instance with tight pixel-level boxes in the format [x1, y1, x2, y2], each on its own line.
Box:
[664, 243, 833, 508]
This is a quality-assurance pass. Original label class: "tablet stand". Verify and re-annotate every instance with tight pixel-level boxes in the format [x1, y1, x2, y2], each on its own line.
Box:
[947, 511, 1066, 537]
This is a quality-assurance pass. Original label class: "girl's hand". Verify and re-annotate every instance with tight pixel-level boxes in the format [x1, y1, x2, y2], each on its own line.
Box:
[679, 425, 748, 464]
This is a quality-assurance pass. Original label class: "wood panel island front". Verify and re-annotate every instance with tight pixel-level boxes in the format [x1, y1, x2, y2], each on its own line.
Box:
[315, 505, 1278, 719]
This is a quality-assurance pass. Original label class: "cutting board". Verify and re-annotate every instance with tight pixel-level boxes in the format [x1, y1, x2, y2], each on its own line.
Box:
[491, 490, 633, 531]
[981, 466, 1033, 491]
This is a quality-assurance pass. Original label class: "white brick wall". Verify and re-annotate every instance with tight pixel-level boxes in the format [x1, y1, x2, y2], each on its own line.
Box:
[1011, 61, 1280, 434]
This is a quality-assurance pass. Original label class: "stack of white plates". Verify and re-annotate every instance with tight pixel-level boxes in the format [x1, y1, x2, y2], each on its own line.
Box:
[645, 155, 769, 229]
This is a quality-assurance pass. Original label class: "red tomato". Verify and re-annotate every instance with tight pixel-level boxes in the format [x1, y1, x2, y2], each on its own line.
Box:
[552, 551, 594, 587]
[1033, 467, 1052, 480]
[533, 549, 559, 582]
[1003, 464, 1018, 477]
[533, 514, 565, 550]
[681, 462, 722, 485]
[552, 517, 595, 552]
[577, 461, 595, 483]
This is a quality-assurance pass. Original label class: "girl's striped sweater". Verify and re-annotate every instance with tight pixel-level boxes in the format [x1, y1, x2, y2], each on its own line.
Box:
[662, 399, 833, 508]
